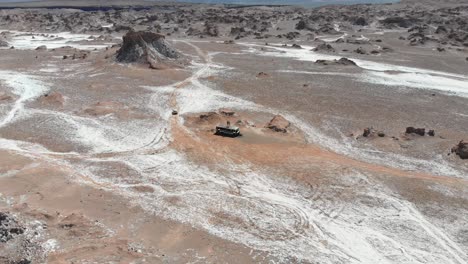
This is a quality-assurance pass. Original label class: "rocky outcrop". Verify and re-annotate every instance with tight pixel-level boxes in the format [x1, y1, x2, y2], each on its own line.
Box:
[315, 58, 357, 66]
[380, 17, 419, 28]
[116, 31, 184, 69]
[295, 20, 315, 31]
[204, 22, 219, 37]
[451, 141, 468, 159]
[266, 115, 290, 133]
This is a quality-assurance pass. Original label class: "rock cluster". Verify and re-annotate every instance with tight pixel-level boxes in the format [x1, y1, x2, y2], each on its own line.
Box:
[0, 212, 25, 243]
[362, 127, 385, 138]
[266, 115, 290, 133]
[405, 127, 435, 136]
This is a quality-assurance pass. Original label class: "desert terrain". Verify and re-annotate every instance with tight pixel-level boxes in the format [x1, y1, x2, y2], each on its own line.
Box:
[0, 0, 467, 263]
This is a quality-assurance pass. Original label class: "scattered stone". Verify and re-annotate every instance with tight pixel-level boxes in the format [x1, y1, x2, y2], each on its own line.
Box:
[223, 40, 235, 44]
[451, 141, 468, 159]
[428, 130, 435, 137]
[172, 110, 178, 115]
[256, 72, 269, 78]
[266, 115, 290, 133]
[437, 47, 445, 52]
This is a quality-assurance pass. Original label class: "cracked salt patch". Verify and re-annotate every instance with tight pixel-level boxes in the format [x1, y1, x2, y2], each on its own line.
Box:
[28, 109, 169, 154]
[75, 148, 468, 263]
[0, 30, 111, 50]
[0, 71, 49, 127]
[240, 43, 468, 98]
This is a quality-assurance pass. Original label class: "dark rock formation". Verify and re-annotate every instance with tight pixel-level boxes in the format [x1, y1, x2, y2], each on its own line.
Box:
[405, 127, 426, 136]
[381, 17, 419, 28]
[116, 31, 184, 69]
[315, 58, 357, 66]
[354, 17, 368, 26]
[451, 141, 468, 159]
[266, 115, 290, 133]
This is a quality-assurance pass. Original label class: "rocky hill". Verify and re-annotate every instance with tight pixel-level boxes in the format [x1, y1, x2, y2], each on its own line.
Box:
[116, 31, 185, 69]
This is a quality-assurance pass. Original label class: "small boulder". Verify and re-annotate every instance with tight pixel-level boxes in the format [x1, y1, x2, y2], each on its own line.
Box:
[291, 43, 302, 49]
[266, 115, 290, 133]
[36, 45, 47, 50]
[451, 141, 468, 159]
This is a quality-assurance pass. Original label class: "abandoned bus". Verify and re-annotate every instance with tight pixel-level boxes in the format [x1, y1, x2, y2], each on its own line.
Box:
[215, 121, 241, 137]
